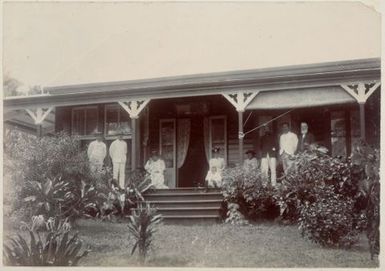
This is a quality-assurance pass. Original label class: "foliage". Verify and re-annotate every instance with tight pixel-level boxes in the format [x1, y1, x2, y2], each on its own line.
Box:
[5, 130, 91, 185]
[221, 166, 278, 222]
[276, 146, 357, 224]
[298, 186, 360, 248]
[127, 202, 162, 264]
[23, 176, 71, 218]
[277, 144, 380, 252]
[5, 129, 111, 221]
[3, 216, 89, 266]
[61, 180, 107, 221]
[3, 74, 22, 97]
[351, 141, 380, 259]
[100, 175, 153, 220]
[224, 203, 249, 225]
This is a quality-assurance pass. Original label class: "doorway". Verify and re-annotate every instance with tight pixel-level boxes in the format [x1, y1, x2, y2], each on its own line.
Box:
[178, 117, 208, 187]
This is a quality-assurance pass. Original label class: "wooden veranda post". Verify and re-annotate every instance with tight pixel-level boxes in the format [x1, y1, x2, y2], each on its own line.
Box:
[359, 103, 366, 140]
[341, 82, 380, 141]
[238, 111, 244, 165]
[25, 107, 54, 137]
[131, 117, 137, 170]
[223, 91, 259, 165]
[118, 99, 150, 171]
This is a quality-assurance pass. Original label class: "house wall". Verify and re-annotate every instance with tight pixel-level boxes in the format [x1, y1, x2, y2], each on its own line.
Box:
[54, 88, 380, 174]
[146, 95, 255, 167]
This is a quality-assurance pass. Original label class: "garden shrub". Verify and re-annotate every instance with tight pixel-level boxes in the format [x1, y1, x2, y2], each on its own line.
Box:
[298, 185, 360, 248]
[4, 129, 154, 223]
[350, 141, 380, 259]
[127, 202, 162, 264]
[221, 166, 278, 222]
[3, 216, 90, 266]
[276, 146, 355, 224]
[278, 143, 380, 252]
[4, 129, 112, 221]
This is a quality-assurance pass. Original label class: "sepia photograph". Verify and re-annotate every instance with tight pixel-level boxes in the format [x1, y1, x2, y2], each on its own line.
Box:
[2, 0, 381, 268]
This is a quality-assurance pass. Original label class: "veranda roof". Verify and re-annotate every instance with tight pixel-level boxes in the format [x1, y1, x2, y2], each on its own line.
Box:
[3, 58, 380, 111]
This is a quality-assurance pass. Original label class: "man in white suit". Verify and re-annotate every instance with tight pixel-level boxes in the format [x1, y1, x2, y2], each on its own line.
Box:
[87, 132, 107, 173]
[109, 132, 127, 188]
[279, 122, 298, 174]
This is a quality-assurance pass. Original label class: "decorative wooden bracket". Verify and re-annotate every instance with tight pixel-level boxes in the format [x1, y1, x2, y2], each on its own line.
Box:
[25, 107, 54, 125]
[222, 91, 259, 112]
[118, 99, 150, 119]
[341, 82, 380, 104]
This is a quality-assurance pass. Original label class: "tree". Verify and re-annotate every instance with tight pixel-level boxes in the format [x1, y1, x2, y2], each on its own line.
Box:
[3, 74, 22, 97]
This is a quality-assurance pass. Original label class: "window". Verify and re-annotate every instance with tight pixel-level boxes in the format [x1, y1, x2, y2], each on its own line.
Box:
[72, 106, 98, 136]
[105, 105, 131, 136]
[209, 116, 227, 162]
[330, 111, 346, 157]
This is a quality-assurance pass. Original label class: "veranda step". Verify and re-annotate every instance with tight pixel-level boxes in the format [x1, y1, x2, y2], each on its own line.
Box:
[145, 187, 221, 194]
[153, 207, 220, 216]
[146, 199, 223, 208]
[142, 188, 224, 224]
[160, 214, 222, 224]
[144, 192, 223, 201]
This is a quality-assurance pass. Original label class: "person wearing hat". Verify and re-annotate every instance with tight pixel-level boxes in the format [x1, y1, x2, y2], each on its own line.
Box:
[109, 131, 127, 188]
[87, 131, 107, 173]
[243, 150, 259, 173]
[205, 147, 225, 188]
[144, 150, 168, 189]
[260, 125, 278, 186]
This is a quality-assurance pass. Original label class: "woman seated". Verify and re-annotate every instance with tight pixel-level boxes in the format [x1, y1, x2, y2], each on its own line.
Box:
[205, 147, 225, 188]
[145, 150, 168, 189]
[243, 150, 259, 173]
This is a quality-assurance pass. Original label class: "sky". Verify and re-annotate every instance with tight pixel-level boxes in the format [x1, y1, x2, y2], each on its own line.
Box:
[3, 1, 381, 92]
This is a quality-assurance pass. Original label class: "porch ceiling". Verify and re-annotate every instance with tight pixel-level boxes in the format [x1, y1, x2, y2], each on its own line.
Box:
[3, 58, 380, 111]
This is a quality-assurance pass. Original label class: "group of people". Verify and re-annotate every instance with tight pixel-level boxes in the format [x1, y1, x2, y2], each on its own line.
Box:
[205, 122, 315, 188]
[88, 121, 315, 190]
[87, 131, 128, 188]
[258, 121, 314, 186]
[87, 131, 168, 189]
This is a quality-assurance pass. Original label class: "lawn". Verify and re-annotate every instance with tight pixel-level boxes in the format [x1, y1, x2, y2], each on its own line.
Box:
[5, 218, 375, 268]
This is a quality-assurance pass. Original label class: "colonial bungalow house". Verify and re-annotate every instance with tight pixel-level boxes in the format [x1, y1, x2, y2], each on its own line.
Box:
[4, 58, 381, 189]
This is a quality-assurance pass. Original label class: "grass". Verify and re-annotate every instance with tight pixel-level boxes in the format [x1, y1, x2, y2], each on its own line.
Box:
[4, 218, 375, 268]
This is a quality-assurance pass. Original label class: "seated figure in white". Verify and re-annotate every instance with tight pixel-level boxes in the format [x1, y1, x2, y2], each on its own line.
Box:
[205, 147, 225, 188]
[243, 150, 259, 173]
[145, 151, 168, 189]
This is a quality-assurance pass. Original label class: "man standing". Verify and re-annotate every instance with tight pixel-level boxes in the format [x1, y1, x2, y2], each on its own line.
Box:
[298, 122, 315, 152]
[260, 125, 277, 186]
[279, 122, 298, 174]
[109, 132, 127, 188]
[87, 132, 107, 173]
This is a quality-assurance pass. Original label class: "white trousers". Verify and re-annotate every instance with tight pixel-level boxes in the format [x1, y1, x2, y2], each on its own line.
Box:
[113, 162, 126, 188]
[281, 152, 295, 174]
[261, 154, 277, 186]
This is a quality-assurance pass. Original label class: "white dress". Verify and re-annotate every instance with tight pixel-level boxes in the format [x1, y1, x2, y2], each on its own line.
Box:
[243, 158, 259, 173]
[145, 158, 168, 189]
[205, 157, 225, 187]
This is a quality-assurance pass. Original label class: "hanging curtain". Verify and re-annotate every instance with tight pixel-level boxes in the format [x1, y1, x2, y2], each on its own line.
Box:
[177, 119, 191, 169]
[203, 117, 210, 163]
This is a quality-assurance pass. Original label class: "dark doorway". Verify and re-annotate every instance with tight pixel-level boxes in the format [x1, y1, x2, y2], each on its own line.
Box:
[178, 117, 208, 187]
